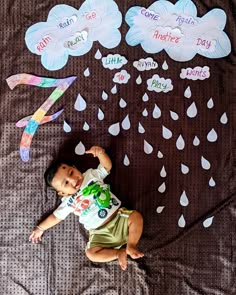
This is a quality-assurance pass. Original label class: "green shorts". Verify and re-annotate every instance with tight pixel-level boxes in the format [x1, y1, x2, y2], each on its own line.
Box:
[86, 208, 133, 250]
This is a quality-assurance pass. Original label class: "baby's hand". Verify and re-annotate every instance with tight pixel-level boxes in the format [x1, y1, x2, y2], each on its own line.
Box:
[85, 146, 105, 157]
[29, 227, 44, 244]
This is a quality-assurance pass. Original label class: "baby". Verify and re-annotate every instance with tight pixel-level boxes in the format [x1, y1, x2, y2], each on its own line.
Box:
[29, 146, 144, 270]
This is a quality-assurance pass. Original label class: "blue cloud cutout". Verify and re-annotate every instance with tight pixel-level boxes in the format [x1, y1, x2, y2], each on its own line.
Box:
[25, 0, 122, 70]
[125, 0, 231, 61]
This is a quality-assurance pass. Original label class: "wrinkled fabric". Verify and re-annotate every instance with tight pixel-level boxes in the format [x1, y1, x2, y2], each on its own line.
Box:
[1, 0, 236, 294]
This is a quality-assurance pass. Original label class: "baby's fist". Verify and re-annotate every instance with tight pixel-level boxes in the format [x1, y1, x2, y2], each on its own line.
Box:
[85, 146, 105, 157]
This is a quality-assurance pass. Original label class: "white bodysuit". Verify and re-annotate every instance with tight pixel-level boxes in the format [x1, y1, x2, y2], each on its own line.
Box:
[53, 164, 121, 230]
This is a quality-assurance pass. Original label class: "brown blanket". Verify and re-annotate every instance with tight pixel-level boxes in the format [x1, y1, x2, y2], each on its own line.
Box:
[1, 0, 236, 294]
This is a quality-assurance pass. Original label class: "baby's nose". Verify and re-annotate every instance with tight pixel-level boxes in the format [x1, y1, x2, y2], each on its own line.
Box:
[68, 176, 77, 186]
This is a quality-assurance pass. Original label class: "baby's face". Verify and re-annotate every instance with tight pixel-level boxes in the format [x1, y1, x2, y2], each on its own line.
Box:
[51, 164, 84, 196]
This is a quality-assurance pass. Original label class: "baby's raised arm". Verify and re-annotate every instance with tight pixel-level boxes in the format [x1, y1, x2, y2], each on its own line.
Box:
[85, 146, 112, 172]
[29, 213, 62, 243]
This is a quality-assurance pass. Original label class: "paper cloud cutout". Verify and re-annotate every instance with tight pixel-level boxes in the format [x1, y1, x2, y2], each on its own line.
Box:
[133, 57, 158, 71]
[180, 66, 210, 80]
[125, 0, 231, 61]
[25, 0, 122, 70]
[113, 70, 131, 84]
[102, 54, 127, 70]
[147, 74, 173, 93]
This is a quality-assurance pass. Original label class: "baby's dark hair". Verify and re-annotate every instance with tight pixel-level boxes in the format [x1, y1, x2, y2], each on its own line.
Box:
[44, 159, 75, 189]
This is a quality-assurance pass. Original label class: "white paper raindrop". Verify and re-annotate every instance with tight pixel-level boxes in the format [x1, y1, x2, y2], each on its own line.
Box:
[176, 135, 185, 150]
[180, 191, 189, 206]
[123, 154, 130, 166]
[207, 98, 214, 109]
[184, 86, 191, 98]
[152, 104, 161, 119]
[108, 122, 120, 136]
[162, 60, 168, 70]
[111, 84, 117, 94]
[203, 216, 214, 228]
[74, 94, 87, 111]
[98, 108, 104, 120]
[201, 156, 211, 170]
[102, 91, 108, 101]
[83, 67, 90, 77]
[170, 111, 179, 121]
[136, 75, 142, 85]
[160, 166, 167, 177]
[162, 126, 172, 139]
[75, 141, 85, 155]
[121, 115, 130, 130]
[181, 163, 189, 174]
[209, 177, 216, 187]
[83, 122, 90, 131]
[144, 140, 153, 154]
[157, 151, 164, 158]
[94, 49, 102, 59]
[207, 128, 218, 142]
[142, 93, 149, 102]
[187, 102, 197, 118]
[142, 108, 148, 117]
[156, 206, 165, 213]
[178, 214, 186, 228]
[63, 120, 71, 133]
[193, 136, 200, 146]
[138, 122, 145, 134]
[119, 98, 127, 108]
[158, 182, 166, 193]
[220, 112, 228, 124]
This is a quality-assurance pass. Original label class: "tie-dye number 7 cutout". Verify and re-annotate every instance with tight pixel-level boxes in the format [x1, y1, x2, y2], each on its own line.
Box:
[6, 73, 77, 162]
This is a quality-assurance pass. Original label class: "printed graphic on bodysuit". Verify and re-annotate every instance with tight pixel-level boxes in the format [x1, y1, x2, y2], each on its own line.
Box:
[82, 181, 111, 208]
[65, 181, 119, 219]
[82, 181, 112, 219]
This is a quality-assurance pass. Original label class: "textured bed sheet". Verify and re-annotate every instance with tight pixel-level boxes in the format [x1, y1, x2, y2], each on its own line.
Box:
[1, 0, 236, 294]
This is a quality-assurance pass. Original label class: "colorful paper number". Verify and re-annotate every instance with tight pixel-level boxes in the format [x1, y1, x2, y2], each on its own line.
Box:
[16, 109, 64, 127]
[6, 74, 77, 162]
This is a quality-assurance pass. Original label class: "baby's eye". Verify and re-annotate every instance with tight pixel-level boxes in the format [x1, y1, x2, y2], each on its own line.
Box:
[65, 181, 69, 185]
[69, 170, 73, 176]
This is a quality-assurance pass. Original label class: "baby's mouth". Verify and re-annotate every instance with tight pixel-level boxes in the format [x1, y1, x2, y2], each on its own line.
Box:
[75, 179, 82, 189]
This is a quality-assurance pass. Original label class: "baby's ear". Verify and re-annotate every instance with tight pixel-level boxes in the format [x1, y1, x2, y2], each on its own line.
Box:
[58, 191, 65, 197]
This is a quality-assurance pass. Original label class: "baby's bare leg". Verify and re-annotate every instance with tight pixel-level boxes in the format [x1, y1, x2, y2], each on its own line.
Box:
[86, 247, 127, 270]
[85, 211, 143, 270]
[126, 211, 144, 259]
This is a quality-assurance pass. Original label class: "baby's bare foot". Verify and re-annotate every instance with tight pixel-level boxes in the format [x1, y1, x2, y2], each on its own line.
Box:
[117, 249, 127, 270]
[126, 245, 144, 259]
